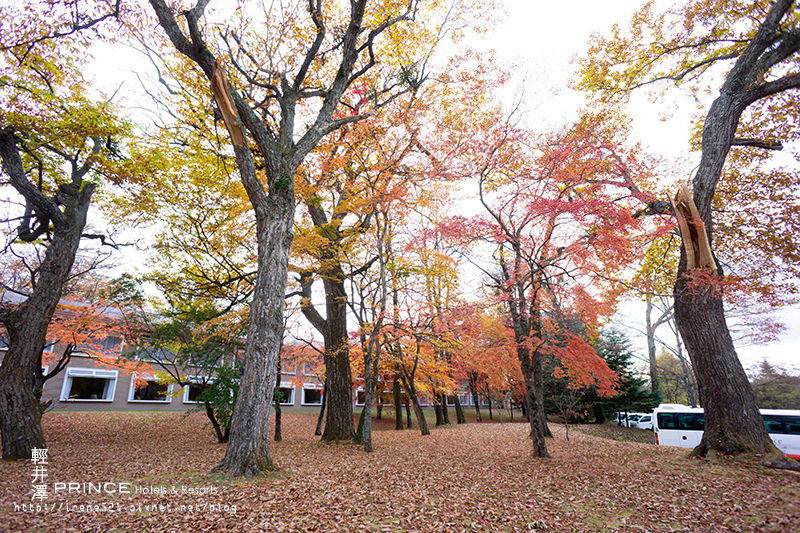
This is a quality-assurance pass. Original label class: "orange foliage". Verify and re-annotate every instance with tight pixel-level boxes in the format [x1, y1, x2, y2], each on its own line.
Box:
[42, 299, 152, 383]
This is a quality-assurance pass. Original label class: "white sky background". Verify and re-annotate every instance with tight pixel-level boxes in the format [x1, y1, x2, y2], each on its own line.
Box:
[82, 0, 799, 371]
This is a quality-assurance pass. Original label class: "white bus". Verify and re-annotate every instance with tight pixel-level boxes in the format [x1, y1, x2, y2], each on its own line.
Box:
[653, 404, 800, 460]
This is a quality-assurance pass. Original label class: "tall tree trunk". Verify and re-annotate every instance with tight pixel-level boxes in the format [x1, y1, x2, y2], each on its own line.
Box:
[672, 324, 697, 406]
[302, 273, 355, 442]
[315, 287, 354, 444]
[519, 346, 550, 457]
[356, 335, 382, 452]
[645, 296, 661, 397]
[433, 393, 444, 426]
[534, 363, 553, 438]
[213, 196, 291, 475]
[405, 402, 412, 429]
[441, 392, 450, 424]
[671, 0, 797, 461]
[315, 380, 327, 436]
[0, 129, 93, 460]
[398, 371, 429, 436]
[468, 372, 482, 423]
[454, 394, 465, 424]
[357, 389, 375, 452]
[675, 273, 776, 458]
[274, 359, 282, 442]
[393, 377, 403, 430]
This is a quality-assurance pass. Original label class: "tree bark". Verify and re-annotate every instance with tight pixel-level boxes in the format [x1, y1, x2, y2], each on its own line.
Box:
[441, 392, 451, 424]
[468, 372, 482, 423]
[433, 394, 444, 426]
[274, 359, 282, 442]
[454, 393, 465, 424]
[397, 365, 429, 436]
[315, 380, 327, 436]
[213, 201, 291, 475]
[320, 279, 355, 442]
[299, 271, 355, 442]
[518, 343, 550, 456]
[393, 377, 403, 430]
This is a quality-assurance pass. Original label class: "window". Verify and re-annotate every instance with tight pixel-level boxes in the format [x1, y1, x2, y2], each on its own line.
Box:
[102, 336, 123, 352]
[128, 374, 171, 403]
[763, 415, 800, 435]
[302, 384, 323, 405]
[657, 412, 704, 431]
[355, 387, 365, 406]
[276, 382, 295, 406]
[60, 368, 118, 401]
[183, 377, 212, 404]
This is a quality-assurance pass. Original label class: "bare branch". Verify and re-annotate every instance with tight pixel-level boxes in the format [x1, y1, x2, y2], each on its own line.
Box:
[731, 138, 784, 150]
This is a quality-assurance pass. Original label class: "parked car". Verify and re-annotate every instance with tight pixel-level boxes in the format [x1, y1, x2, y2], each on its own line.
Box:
[613, 412, 643, 428]
[632, 413, 653, 430]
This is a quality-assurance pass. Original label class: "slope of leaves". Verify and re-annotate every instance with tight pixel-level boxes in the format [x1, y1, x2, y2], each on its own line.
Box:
[1, 411, 798, 532]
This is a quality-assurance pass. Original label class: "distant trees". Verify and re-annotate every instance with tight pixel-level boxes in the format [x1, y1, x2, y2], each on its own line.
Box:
[590, 330, 660, 420]
[749, 361, 800, 410]
[654, 351, 698, 407]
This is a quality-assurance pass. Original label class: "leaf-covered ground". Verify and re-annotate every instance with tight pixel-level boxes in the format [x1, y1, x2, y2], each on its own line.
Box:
[2, 411, 798, 532]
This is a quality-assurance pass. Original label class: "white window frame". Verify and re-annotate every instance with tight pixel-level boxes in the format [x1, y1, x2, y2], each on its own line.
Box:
[182, 376, 213, 404]
[60, 367, 118, 402]
[278, 382, 295, 406]
[355, 386, 365, 406]
[128, 373, 172, 403]
[301, 383, 323, 406]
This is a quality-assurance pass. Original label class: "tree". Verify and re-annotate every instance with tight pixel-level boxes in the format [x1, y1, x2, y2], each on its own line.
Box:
[655, 351, 699, 406]
[128, 298, 246, 444]
[0, 3, 139, 459]
[468, 112, 657, 457]
[750, 360, 800, 410]
[448, 303, 521, 424]
[634, 235, 680, 399]
[579, 0, 800, 461]
[590, 329, 660, 423]
[0, 294, 152, 412]
[147, 0, 428, 476]
[542, 308, 620, 436]
[292, 103, 424, 443]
